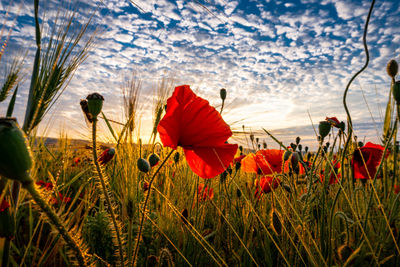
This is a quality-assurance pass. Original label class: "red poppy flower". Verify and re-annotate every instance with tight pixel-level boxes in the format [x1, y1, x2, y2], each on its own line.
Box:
[157, 85, 238, 178]
[50, 192, 71, 205]
[98, 148, 115, 165]
[394, 185, 400, 195]
[254, 176, 280, 198]
[73, 157, 81, 166]
[198, 184, 214, 201]
[0, 199, 10, 212]
[352, 142, 387, 179]
[326, 117, 340, 128]
[319, 160, 340, 185]
[36, 180, 54, 191]
[241, 149, 284, 175]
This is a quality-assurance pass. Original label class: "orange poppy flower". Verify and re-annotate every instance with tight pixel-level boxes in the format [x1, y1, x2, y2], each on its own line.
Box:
[352, 142, 387, 179]
[157, 85, 238, 178]
[241, 149, 284, 175]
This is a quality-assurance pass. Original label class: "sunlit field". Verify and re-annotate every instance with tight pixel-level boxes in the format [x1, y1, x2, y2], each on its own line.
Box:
[1, 0, 400, 266]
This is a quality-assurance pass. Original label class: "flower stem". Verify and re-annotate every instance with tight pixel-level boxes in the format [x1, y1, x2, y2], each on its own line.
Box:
[23, 181, 86, 266]
[132, 149, 174, 266]
[92, 118, 125, 266]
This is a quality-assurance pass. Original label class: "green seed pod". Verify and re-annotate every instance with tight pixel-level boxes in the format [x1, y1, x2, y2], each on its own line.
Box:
[296, 136, 301, 145]
[387, 59, 398, 79]
[148, 153, 160, 167]
[173, 152, 180, 163]
[220, 88, 227, 101]
[0, 118, 33, 183]
[283, 150, 292, 161]
[86, 93, 104, 118]
[137, 158, 151, 173]
[339, 121, 345, 132]
[393, 81, 400, 103]
[318, 121, 331, 139]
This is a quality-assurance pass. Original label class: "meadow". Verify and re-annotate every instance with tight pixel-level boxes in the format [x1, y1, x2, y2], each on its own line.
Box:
[1, 0, 400, 266]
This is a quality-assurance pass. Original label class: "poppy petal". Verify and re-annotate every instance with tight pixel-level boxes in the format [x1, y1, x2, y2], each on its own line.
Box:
[184, 144, 238, 178]
[158, 85, 233, 149]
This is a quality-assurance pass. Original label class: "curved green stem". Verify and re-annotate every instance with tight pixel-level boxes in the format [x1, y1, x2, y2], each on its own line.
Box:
[341, 0, 375, 184]
[132, 149, 174, 266]
[23, 181, 86, 266]
[92, 119, 125, 266]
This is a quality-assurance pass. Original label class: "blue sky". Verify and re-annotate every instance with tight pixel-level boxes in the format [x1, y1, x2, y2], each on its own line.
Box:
[0, 0, 399, 149]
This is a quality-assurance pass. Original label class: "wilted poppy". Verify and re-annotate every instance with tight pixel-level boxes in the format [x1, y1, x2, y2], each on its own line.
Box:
[326, 117, 340, 128]
[319, 160, 340, 185]
[157, 85, 238, 178]
[0, 199, 10, 212]
[352, 142, 387, 180]
[98, 148, 115, 165]
[241, 149, 284, 175]
[254, 176, 280, 198]
[198, 184, 214, 201]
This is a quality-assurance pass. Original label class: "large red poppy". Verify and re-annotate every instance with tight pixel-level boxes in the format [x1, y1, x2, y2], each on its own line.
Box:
[352, 142, 386, 179]
[241, 149, 284, 175]
[157, 85, 238, 179]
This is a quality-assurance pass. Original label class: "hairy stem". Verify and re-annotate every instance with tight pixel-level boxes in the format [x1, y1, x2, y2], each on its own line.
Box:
[92, 119, 125, 266]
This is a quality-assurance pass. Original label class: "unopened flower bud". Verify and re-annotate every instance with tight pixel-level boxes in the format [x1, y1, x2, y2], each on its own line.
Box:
[387, 59, 398, 79]
[0, 118, 33, 183]
[137, 158, 150, 173]
[296, 136, 301, 145]
[318, 121, 331, 139]
[283, 150, 292, 161]
[86, 93, 104, 118]
[173, 152, 180, 163]
[220, 88, 227, 101]
[148, 153, 160, 167]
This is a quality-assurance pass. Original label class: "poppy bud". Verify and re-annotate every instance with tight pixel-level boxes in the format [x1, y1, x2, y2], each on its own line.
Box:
[236, 188, 241, 198]
[305, 146, 309, 153]
[235, 161, 241, 171]
[0, 118, 33, 183]
[291, 152, 299, 169]
[318, 121, 331, 139]
[296, 136, 301, 145]
[290, 143, 297, 151]
[282, 184, 291, 193]
[393, 81, 400, 103]
[137, 158, 150, 173]
[173, 152, 180, 163]
[263, 142, 267, 149]
[283, 150, 292, 161]
[270, 209, 282, 235]
[325, 142, 330, 149]
[181, 208, 189, 224]
[298, 144, 302, 151]
[250, 134, 254, 142]
[239, 146, 243, 153]
[387, 59, 398, 79]
[256, 137, 259, 143]
[220, 88, 227, 101]
[98, 147, 115, 165]
[358, 141, 364, 148]
[148, 153, 160, 167]
[86, 93, 104, 118]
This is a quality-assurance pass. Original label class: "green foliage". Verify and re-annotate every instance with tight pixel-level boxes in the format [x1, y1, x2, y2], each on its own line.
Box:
[83, 211, 116, 265]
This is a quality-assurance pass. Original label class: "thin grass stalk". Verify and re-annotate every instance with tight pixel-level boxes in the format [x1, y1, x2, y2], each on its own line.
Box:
[91, 118, 125, 266]
[132, 149, 174, 266]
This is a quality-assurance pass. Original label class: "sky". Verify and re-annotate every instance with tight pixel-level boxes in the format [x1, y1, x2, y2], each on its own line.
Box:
[0, 0, 399, 150]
